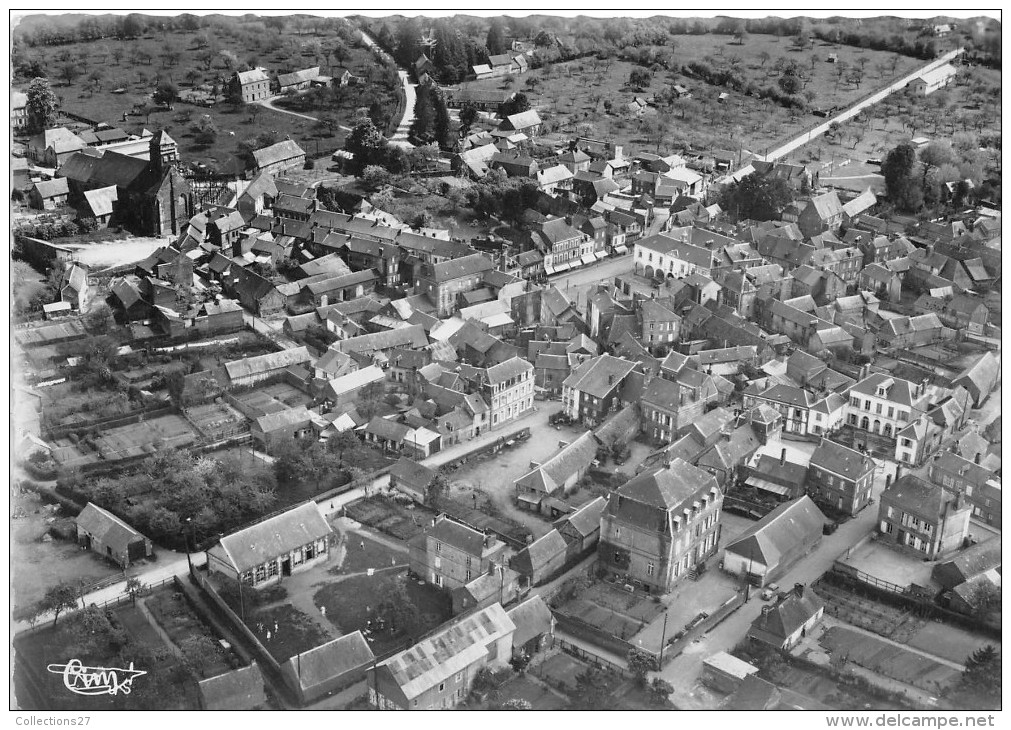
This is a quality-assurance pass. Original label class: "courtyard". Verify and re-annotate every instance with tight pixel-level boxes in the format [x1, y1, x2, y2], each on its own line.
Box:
[837, 536, 938, 590]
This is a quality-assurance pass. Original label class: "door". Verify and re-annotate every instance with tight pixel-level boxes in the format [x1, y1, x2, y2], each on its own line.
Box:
[281, 557, 292, 576]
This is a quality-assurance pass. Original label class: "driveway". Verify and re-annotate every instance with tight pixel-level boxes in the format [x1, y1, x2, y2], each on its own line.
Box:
[359, 29, 415, 148]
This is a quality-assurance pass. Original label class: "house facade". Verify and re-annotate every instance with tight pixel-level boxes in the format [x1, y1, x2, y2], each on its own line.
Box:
[206, 502, 333, 588]
[408, 515, 508, 591]
[807, 438, 877, 516]
[877, 475, 971, 560]
[597, 459, 723, 594]
[233, 68, 271, 102]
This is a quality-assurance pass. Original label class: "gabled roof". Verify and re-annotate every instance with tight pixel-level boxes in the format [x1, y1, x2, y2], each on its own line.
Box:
[224, 347, 312, 381]
[215, 502, 331, 573]
[75, 502, 147, 555]
[377, 604, 515, 701]
[562, 354, 637, 398]
[725, 497, 825, 567]
[512, 529, 568, 575]
[389, 457, 437, 489]
[197, 662, 267, 711]
[82, 185, 118, 217]
[506, 595, 553, 649]
[515, 431, 599, 495]
[608, 460, 719, 528]
[810, 439, 875, 481]
[553, 496, 606, 538]
[235, 68, 270, 85]
[748, 588, 824, 644]
[283, 631, 374, 691]
[501, 110, 542, 131]
[277, 66, 320, 87]
[253, 140, 306, 169]
[33, 177, 70, 199]
[882, 475, 963, 518]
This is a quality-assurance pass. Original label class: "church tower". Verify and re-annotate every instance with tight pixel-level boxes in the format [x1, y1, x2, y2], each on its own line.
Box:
[149, 129, 179, 174]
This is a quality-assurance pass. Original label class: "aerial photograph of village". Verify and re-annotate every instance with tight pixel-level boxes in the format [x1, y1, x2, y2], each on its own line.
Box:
[9, 9, 1002, 715]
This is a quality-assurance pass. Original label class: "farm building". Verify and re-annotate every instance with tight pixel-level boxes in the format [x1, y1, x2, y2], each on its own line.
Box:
[75, 502, 153, 569]
[722, 497, 826, 587]
[197, 662, 269, 710]
[282, 631, 375, 705]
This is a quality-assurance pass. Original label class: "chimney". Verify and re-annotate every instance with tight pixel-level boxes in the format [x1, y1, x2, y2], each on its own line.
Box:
[780, 448, 787, 466]
[761, 605, 772, 617]
[894, 465, 902, 481]
[793, 583, 804, 598]
[974, 453, 981, 465]
[608, 374, 615, 386]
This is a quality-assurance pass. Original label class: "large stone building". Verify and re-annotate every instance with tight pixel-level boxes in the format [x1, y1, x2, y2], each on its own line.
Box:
[597, 459, 723, 594]
[408, 515, 508, 591]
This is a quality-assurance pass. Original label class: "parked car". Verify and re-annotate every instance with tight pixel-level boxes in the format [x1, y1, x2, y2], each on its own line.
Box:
[761, 583, 781, 601]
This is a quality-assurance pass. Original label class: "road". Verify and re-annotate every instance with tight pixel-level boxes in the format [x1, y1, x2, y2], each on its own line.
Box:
[727, 47, 965, 180]
[547, 251, 634, 311]
[654, 458, 900, 708]
[359, 29, 416, 148]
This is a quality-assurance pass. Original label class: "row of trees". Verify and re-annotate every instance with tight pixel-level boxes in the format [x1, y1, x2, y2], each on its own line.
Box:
[410, 84, 452, 148]
[882, 139, 984, 213]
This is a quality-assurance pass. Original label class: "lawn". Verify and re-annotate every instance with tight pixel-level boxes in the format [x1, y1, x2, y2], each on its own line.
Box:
[330, 533, 406, 576]
[459, 33, 926, 159]
[13, 21, 387, 175]
[490, 674, 569, 710]
[905, 622, 999, 667]
[314, 569, 452, 656]
[346, 495, 439, 542]
[241, 602, 333, 663]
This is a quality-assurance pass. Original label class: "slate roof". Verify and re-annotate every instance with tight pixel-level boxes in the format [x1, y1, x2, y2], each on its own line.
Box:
[725, 497, 825, 567]
[335, 325, 428, 355]
[562, 354, 637, 398]
[427, 253, 494, 283]
[883, 475, 963, 518]
[849, 373, 920, 407]
[553, 496, 606, 539]
[283, 631, 374, 693]
[224, 347, 312, 381]
[511, 529, 568, 576]
[33, 177, 70, 199]
[216, 502, 331, 573]
[277, 67, 320, 87]
[82, 185, 118, 217]
[235, 68, 270, 85]
[501, 110, 542, 131]
[197, 663, 268, 711]
[506, 595, 554, 649]
[253, 406, 314, 434]
[607, 460, 719, 530]
[59, 150, 148, 189]
[515, 431, 599, 495]
[75, 502, 147, 555]
[748, 594, 824, 655]
[641, 376, 681, 412]
[376, 604, 515, 701]
[810, 440, 875, 481]
[253, 140, 305, 169]
[389, 457, 436, 490]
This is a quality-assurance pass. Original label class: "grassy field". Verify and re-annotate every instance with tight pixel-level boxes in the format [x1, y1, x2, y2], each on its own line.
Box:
[14, 25, 383, 174]
[330, 533, 405, 576]
[461, 34, 926, 158]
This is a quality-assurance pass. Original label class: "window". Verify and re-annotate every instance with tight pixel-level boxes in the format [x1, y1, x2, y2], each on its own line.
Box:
[413, 700, 419, 707]
[850, 397, 860, 408]
[614, 527, 621, 538]
[887, 406, 894, 418]
[434, 556, 441, 569]
[465, 569, 472, 581]
[435, 542, 442, 553]
[439, 682, 445, 692]
[875, 403, 882, 415]
[864, 400, 871, 410]
[455, 672, 463, 683]
[646, 561, 655, 577]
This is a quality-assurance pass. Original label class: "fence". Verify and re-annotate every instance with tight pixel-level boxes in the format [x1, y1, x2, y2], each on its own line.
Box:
[551, 610, 645, 666]
[189, 568, 284, 676]
[553, 637, 632, 679]
[44, 404, 179, 442]
[660, 589, 746, 667]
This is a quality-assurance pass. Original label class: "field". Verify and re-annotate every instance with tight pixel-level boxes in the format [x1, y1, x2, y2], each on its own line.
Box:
[51, 413, 201, 468]
[230, 381, 313, 416]
[13, 21, 387, 174]
[460, 34, 925, 158]
[330, 532, 406, 576]
[556, 581, 665, 642]
[820, 625, 961, 694]
[11, 488, 124, 614]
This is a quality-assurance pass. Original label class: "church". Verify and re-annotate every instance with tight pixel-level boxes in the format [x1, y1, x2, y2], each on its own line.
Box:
[57, 130, 193, 236]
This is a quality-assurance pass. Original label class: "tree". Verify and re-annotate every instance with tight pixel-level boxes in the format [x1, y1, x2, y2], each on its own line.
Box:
[344, 118, 388, 176]
[778, 72, 802, 95]
[26, 77, 58, 132]
[361, 165, 392, 191]
[458, 102, 479, 135]
[486, 20, 508, 56]
[719, 173, 793, 221]
[629, 67, 652, 89]
[42, 583, 79, 627]
[357, 380, 385, 420]
[919, 141, 956, 187]
[626, 648, 655, 688]
[572, 666, 619, 710]
[881, 142, 923, 212]
[153, 79, 179, 106]
[424, 473, 449, 509]
[650, 677, 674, 705]
[179, 635, 221, 679]
[124, 577, 144, 605]
[960, 645, 1000, 706]
[377, 579, 422, 637]
[757, 50, 771, 68]
[499, 92, 530, 118]
[84, 303, 114, 332]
